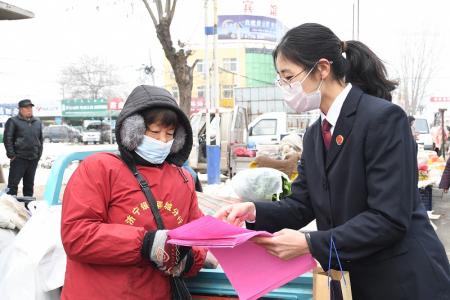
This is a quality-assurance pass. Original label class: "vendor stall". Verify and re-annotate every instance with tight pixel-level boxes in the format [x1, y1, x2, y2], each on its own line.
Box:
[417, 149, 446, 211]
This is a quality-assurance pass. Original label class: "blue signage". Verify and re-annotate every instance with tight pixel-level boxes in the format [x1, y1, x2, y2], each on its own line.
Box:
[0, 104, 18, 116]
[218, 15, 283, 42]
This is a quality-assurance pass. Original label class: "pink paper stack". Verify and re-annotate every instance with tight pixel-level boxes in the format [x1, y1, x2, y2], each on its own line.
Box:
[168, 215, 316, 300]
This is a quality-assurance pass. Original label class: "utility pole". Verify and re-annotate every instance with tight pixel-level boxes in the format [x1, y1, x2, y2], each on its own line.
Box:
[440, 108, 447, 159]
[352, 3, 355, 40]
[204, 0, 210, 110]
[212, 0, 219, 109]
[357, 0, 360, 40]
[352, 0, 360, 40]
[108, 106, 113, 144]
[148, 48, 155, 85]
[144, 65, 155, 85]
[205, 0, 221, 185]
[212, 0, 220, 146]
[204, 0, 211, 146]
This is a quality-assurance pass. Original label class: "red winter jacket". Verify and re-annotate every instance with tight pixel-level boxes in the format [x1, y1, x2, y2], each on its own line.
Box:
[61, 153, 206, 300]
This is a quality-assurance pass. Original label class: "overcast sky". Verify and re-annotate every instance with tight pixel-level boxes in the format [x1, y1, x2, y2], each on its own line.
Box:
[1, 0, 449, 117]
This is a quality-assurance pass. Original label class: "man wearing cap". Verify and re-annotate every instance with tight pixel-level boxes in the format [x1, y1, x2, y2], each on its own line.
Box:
[3, 99, 43, 196]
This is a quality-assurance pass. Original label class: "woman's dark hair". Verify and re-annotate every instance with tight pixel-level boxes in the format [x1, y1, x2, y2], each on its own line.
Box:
[273, 23, 398, 101]
[142, 107, 178, 128]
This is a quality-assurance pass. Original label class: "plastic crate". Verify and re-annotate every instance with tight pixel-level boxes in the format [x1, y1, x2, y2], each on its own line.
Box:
[419, 185, 432, 211]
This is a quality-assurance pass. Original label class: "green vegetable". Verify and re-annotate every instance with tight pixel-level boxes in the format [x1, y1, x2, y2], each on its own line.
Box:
[272, 175, 292, 201]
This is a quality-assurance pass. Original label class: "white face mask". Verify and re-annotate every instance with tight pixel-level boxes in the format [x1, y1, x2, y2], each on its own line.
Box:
[135, 135, 174, 164]
[279, 66, 323, 113]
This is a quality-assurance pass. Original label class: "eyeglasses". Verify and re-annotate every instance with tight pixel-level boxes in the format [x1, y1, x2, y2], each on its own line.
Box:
[275, 60, 333, 88]
[275, 69, 307, 88]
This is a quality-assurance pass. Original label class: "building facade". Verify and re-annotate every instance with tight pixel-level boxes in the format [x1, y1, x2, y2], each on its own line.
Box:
[163, 0, 285, 113]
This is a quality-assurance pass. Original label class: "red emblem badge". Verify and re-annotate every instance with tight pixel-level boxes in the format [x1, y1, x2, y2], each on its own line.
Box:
[336, 135, 344, 146]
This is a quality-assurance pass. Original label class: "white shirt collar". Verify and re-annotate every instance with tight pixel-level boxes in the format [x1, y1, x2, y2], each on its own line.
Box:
[320, 83, 352, 127]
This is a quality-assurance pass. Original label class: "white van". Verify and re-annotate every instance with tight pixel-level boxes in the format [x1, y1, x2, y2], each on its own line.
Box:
[82, 121, 112, 144]
[189, 106, 248, 174]
[414, 117, 433, 150]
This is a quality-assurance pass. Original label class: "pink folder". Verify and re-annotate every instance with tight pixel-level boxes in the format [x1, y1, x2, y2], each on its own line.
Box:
[168, 216, 316, 300]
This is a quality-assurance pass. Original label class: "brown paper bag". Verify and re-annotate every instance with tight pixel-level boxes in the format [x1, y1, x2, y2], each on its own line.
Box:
[313, 267, 352, 300]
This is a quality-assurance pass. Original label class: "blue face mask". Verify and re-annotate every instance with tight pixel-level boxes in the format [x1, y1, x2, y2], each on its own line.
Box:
[135, 135, 174, 164]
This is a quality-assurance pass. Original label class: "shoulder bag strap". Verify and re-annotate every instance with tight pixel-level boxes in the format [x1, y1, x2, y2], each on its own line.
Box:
[119, 156, 192, 300]
[125, 160, 165, 230]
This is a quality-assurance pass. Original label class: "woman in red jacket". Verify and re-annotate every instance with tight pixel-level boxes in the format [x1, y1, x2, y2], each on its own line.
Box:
[61, 85, 209, 299]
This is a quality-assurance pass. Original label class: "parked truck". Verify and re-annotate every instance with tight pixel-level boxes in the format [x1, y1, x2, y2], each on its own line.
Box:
[235, 85, 319, 145]
[248, 111, 320, 145]
[189, 106, 248, 175]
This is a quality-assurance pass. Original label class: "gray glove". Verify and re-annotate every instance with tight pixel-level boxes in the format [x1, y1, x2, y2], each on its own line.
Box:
[141, 230, 192, 276]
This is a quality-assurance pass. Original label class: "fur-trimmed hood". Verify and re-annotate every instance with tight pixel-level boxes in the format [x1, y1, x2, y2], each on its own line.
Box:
[115, 85, 193, 167]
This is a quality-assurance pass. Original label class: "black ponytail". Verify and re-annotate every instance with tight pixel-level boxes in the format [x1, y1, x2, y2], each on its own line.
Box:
[273, 23, 398, 101]
[345, 41, 397, 100]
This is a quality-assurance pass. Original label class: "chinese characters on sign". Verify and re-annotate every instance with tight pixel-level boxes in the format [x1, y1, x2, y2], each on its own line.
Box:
[430, 97, 450, 103]
[108, 97, 125, 110]
[218, 15, 283, 42]
[243, 0, 253, 13]
[0, 104, 18, 116]
[124, 201, 184, 225]
[269, 4, 277, 16]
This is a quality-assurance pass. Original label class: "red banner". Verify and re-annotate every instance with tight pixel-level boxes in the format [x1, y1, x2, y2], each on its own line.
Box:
[191, 97, 206, 114]
[430, 97, 450, 103]
[108, 97, 125, 110]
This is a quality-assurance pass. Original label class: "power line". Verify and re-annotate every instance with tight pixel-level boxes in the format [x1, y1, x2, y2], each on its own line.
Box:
[218, 67, 275, 85]
[162, 68, 278, 86]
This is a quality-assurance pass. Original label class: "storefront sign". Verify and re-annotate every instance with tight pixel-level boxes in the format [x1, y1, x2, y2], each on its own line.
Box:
[62, 98, 109, 117]
[108, 97, 125, 110]
[0, 103, 18, 116]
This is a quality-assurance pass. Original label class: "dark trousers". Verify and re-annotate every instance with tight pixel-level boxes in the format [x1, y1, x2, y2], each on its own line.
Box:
[7, 157, 39, 196]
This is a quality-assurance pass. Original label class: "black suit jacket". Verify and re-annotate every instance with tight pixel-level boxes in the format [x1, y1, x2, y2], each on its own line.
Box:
[252, 86, 450, 299]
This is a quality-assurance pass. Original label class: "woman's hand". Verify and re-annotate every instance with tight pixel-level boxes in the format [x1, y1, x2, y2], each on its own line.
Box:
[252, 229, 310, 260]
[214, 202, 256, 226]
[203, 251, 219, 269]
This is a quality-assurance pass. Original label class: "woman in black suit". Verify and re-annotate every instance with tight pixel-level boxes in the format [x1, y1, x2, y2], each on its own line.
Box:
[217, 23, 450, 299]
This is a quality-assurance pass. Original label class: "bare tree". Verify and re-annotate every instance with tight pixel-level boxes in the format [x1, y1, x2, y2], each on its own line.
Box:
[141, 0, 198, 115]
[59, 55, 119, 99]
[397, 33, 437, 115]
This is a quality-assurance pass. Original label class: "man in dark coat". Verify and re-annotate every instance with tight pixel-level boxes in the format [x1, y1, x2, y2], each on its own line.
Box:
[3, 99, 43, 196]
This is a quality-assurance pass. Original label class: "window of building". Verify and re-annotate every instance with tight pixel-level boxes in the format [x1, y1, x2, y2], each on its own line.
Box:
[196, 60, 204, 73]
[222, 85, 235, 99]
[197, 86, 205, 98]
[223, 58, 237, 72]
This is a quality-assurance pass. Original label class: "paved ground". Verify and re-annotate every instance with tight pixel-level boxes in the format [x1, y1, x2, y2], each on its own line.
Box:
[432, 188, 450, 260]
